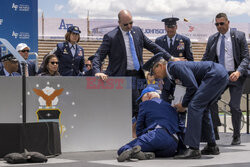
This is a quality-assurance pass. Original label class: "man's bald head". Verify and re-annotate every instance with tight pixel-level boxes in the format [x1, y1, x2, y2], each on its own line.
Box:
[118, 10, 131, 21]
[118, 10, 133, 32]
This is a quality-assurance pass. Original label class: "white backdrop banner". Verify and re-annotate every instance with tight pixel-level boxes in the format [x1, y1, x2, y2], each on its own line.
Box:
[38, 18, 87, 39]
[39, 17, 250, 42]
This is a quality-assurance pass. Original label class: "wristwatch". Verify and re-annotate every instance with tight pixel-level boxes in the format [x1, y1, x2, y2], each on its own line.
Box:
[169, 56, 174, 61]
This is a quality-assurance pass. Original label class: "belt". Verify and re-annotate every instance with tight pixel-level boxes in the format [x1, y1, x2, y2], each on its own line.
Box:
[149, 125, 179, 143]
[126, 70, 140, 76]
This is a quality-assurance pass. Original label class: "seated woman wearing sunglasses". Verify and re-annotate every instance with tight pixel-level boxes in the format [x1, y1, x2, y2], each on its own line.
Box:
[38, 54, 60, 76]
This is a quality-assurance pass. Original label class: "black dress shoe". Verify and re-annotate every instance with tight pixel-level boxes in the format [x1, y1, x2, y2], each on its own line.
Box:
[231, 137, 241, 145]
[201, 145, 220, 155]
[174, 148, 201, 159]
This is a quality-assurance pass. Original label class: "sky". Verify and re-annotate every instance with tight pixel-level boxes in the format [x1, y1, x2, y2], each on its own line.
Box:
[38, 0, 250, 23]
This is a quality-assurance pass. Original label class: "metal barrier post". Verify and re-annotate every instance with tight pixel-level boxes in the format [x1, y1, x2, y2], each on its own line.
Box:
[224, 104, 227, 133]
[247, 94, 249, 134]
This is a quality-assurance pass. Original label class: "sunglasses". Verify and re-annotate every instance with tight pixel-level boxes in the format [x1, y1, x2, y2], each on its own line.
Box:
[123, 21, 133, 27]
[86, 64, 92, 67]
[215, 22, 225, 26]
[50, 62, 59, 65]
[21, 50, 30, 53]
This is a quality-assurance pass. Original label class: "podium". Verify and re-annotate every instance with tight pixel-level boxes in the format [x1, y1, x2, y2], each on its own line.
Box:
[0, 122, 61, 158]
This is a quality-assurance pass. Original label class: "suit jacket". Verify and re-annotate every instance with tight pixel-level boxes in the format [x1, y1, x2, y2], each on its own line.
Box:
[92, 26, 172, 76]
[0, 66, 21, 76]
[17, 60, 37, 76]
[167, 61, 228, 107]
[202, 28, 249, 76]
[27, 60, 37, 76]
[54, 42, 85, 76]
[136, 98, 180, 137]
[155, 34, 194, 61]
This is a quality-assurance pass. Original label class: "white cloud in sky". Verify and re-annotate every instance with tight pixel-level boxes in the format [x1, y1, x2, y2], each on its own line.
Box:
[55, 4, 64, 12]
[66, 0, 250, 22]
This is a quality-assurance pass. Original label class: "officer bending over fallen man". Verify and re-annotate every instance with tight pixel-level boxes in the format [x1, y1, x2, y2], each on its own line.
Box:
[142, 53, 229, 159]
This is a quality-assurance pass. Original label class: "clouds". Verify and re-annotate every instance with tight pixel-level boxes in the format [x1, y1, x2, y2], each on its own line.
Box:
[66, 0, 250, 22]
[55, 4, 64, 12]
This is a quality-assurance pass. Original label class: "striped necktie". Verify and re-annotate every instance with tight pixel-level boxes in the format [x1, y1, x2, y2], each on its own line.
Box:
[219, 35, 225, 67]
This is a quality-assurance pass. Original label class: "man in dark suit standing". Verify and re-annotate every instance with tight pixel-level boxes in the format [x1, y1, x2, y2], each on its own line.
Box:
[92, 9, 181, 117]
[16, 43, 37, 76]
[202, 13, 249, 145]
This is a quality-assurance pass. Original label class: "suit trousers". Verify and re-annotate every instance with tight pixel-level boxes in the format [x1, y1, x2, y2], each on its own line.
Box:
[210, 76, 246, 138]
[126, 70, 144, 118]
[228, 77, 246, 137]
[117, 128, 178, 157]
[184, 75, 228, 149]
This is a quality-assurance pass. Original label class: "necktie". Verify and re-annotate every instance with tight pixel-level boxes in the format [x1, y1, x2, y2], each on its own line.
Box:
[70, 45, 76, 56]
[170, 38, 173, 51]
[127, 32, 140, 71]
[219, 35, 225, 67]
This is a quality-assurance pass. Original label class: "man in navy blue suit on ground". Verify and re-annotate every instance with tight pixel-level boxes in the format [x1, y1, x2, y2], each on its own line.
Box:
[117, 87, 182, 162]
[202, 13, 249, 145]
[92, 9, 182, 117]
[143, 53, 229, 159]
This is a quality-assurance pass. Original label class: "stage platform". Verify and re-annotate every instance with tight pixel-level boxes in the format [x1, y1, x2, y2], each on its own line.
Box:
[1, 133, 250, 167]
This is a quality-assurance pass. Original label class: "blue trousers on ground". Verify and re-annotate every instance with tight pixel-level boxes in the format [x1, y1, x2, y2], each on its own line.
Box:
[118, 128, 178, 157]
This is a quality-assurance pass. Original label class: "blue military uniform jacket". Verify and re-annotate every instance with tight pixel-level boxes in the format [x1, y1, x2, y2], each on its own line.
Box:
[155, 34, 193, 61]
[92, 26, 171, 76]
[136, 98, 180, 137]
[54, 42, 85, 76]
[167, 61, 228, 108]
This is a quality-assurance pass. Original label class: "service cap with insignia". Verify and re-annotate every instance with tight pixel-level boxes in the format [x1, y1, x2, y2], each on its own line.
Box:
[67, 26, 81, 34]
[143, 52, 168, 75]
[161, 17, 179, 28]
[0, 53, 18, 62]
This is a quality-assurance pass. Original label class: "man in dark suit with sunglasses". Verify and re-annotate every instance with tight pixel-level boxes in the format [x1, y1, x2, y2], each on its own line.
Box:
[202, 13, 249, 145]
[16, 43, 37, 76]
[92, 9, 182, 117]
